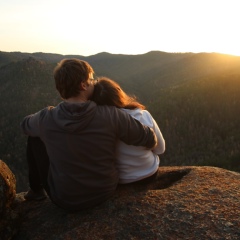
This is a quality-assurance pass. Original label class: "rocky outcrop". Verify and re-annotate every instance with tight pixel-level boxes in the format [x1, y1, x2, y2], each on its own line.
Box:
[0, 160, 19, 240]
[0, 160, 239, 239]
[11, 166, 240, 240]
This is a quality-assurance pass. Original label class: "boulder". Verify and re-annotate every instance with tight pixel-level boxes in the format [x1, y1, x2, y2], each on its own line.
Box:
[13, 166, 240, 239]
[0, 160, 19, 240]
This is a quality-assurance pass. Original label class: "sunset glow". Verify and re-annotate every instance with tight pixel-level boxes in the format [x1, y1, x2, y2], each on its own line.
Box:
[1, 0, 240, 56]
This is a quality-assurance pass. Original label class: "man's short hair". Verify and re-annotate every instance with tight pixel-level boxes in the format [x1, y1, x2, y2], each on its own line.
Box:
[54, 58, 94, 99]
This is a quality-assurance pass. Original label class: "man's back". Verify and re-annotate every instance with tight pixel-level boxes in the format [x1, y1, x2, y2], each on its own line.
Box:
[21, 101, 156, 210]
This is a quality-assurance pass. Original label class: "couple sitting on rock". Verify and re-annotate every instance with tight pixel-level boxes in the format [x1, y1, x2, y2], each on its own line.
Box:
[21, 58, 165, 211]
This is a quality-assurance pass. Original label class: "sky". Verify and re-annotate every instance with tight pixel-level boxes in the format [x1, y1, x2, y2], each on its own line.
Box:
[1, 0, 240, 57]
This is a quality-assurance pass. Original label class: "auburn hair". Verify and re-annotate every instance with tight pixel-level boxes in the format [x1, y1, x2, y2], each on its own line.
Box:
[92, 77, 145, 110]
[54, 58, 94, 99]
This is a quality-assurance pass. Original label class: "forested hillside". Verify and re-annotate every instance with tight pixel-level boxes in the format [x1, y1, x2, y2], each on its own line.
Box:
[0, 51, 239, 192]
[148, 72, 240, 171]
[0, 57, 61, 191]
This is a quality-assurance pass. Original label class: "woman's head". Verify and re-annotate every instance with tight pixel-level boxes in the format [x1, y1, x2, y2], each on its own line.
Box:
[92, 77, 145, 110]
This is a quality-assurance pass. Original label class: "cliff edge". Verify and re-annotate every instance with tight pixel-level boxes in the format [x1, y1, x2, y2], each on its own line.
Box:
[0, 160, 239, 239]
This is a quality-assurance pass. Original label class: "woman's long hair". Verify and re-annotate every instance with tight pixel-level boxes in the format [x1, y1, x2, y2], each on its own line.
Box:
[92, 77, 145, 110]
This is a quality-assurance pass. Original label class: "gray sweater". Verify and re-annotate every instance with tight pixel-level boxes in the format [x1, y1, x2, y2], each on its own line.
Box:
[21, 101, 157, 211]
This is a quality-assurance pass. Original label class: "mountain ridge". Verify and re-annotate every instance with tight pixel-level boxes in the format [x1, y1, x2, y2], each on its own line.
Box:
[0, 50, 239, 192]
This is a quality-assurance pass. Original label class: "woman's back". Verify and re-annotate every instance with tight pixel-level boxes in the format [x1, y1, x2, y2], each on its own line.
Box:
[117, 108, 165, 183]
[91, 77, 165, 184]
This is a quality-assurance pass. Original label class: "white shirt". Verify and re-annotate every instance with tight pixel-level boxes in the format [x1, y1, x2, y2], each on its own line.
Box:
[117, 108, 165, 183]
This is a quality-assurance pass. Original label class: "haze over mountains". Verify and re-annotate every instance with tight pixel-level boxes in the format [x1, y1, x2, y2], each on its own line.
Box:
[0, 50, 240, 192]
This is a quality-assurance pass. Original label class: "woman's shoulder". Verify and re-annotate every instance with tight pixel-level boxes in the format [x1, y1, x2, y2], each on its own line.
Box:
[122, 108, 151, 116]
[121, 108, 153, 125]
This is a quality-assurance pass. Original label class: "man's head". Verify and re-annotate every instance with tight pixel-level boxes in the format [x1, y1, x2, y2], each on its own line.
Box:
[54, 58, 95, 99]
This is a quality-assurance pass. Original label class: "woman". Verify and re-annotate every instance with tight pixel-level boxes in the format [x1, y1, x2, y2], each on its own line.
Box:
[92, 77, 165, 184]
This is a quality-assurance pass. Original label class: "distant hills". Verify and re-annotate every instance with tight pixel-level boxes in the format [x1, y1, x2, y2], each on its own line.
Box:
[0, 50, 240, 192]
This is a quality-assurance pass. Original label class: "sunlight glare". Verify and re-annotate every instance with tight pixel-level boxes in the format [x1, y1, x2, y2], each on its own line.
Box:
[0, 0, 240, 56]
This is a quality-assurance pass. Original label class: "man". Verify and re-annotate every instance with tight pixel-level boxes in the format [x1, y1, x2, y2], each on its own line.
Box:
[21, 58, 157, 211]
